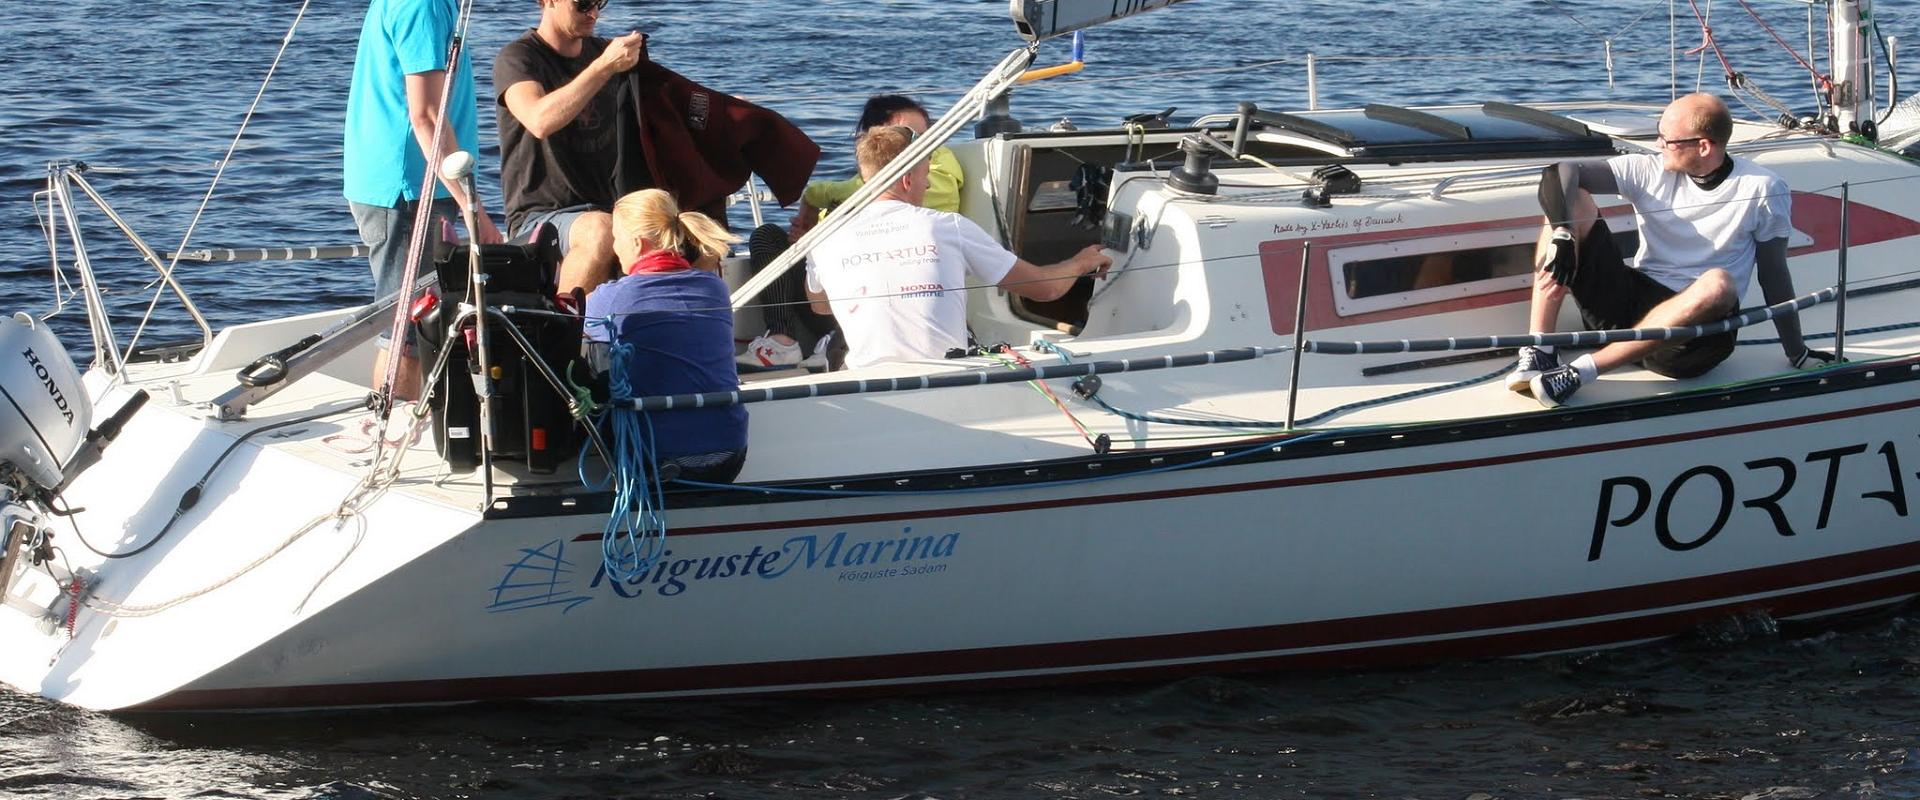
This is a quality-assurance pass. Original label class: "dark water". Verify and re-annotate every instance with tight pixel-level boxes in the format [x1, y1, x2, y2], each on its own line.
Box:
[5, 0, 1920, 796]
[7, 615, 1920, 798]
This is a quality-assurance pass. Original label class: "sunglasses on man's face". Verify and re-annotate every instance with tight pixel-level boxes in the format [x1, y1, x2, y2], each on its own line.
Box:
[572, 0, 608, 13]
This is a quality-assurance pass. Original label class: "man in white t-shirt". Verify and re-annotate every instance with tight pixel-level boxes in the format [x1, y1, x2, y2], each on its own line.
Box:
[1506, 92, 1833, 408]
[806, 126, 1112, 368]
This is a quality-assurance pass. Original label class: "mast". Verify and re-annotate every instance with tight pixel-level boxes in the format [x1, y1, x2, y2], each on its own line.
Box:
[1830, 0, 1875, 134]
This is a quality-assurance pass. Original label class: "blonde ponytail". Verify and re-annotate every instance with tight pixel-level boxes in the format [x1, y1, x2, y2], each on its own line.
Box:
[675, 210, 736, 264]
[611, 189, 741, 265]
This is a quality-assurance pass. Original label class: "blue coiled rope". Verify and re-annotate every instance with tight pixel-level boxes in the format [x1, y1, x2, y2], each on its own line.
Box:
[585, 317, 671, 583]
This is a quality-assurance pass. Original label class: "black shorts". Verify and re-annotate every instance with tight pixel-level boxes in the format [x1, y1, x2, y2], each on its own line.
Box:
[1566, 219, 1735, 379]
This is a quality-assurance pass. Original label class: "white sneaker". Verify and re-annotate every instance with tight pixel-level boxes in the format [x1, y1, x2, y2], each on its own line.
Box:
[801, 331, 835, 373]
[737, 333, 802, 371]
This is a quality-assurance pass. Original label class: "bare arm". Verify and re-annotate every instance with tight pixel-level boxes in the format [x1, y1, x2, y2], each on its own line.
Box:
[1753, 237, 1811, 362]
[997, 244, 1113, 301]
[405, 70, 503, 243]
[1538, 160, 1620, 229]
[788, 200, 821, 242]
[500, 32, 643, 140]
[805, 283, 833, 315]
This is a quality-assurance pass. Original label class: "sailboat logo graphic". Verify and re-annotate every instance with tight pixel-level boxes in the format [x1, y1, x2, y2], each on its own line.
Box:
[486, 538, 593, 614]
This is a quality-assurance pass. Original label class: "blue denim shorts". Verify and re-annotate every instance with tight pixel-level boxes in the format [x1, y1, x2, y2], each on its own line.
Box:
[349, 196, 457, 344]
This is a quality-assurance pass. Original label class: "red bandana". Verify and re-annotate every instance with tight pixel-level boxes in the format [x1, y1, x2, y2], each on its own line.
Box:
[625, 250, 691, 275]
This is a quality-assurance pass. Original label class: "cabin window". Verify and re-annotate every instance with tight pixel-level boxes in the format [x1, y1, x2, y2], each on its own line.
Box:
[1328, 228, 1537, 316]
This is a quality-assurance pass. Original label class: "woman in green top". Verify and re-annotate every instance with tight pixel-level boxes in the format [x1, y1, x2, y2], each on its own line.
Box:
[738, 95, 966, 371]
[790, 98, 966, 232]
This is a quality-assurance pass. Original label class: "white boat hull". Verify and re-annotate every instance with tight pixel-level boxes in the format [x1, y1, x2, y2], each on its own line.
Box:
[8, 361, 1916, 710]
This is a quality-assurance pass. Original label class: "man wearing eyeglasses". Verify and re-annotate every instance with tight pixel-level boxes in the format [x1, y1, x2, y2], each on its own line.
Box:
[1505, 92, 1833, 408]
[344, 0, 504, 399]
[495, 0, 645, 296]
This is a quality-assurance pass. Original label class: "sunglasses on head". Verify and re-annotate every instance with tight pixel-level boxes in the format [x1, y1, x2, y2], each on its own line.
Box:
[572, 0, 608, 12]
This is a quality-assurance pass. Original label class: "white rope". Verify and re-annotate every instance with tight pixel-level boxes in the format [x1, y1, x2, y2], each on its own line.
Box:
[119, 0, 315, 369]
[78, 402, 426, 619]
[82, 511, 336, 617]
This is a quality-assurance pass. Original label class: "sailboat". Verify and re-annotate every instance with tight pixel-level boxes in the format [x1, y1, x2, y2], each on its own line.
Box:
[3, 0, 1920, 711]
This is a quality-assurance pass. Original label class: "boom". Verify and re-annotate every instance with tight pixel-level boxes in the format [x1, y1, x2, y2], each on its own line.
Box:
[1008, 0, 1197, 43]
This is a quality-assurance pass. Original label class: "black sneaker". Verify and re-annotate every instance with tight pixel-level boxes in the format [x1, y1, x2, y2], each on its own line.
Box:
[1529, 364, 1584, 408]
[1505, 346, 1559, 393]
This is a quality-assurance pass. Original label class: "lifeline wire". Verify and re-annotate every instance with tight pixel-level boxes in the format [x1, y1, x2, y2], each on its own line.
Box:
[675, 427, 1352, 500]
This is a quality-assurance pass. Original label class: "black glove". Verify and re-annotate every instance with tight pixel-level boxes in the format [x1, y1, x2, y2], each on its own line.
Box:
[1791, 348, 1840, 370]
[1545, 228, 1578, 286]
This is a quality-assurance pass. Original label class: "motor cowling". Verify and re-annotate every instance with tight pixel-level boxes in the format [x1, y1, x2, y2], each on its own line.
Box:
[0, 313, 92, 493]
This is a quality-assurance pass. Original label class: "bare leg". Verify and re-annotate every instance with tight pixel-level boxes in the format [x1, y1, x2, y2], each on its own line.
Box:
[1589, 268, 1738, 373]
[1528, 188, 1601, 334]
[372, 345, 422, 402]
[556, 211, 618, 296]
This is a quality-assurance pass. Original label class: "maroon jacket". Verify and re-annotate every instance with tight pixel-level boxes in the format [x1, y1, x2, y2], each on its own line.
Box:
[614, 53, 820, 215]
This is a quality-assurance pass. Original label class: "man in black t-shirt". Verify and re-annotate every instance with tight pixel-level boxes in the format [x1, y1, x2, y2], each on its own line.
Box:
[494, 0, 645, 295]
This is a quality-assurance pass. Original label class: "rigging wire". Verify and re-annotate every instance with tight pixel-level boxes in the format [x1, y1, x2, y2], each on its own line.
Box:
[120, 0, 316, 364]
[1735, 0, 1834, 93]
[1540, 0, 1669, 89]
[674, 427, 1353, 500]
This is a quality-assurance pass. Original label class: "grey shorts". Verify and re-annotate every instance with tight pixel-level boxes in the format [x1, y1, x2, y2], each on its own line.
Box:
[514, 204, 605, 253]
[349, 197, 458, 301]
[350, 196, 457, 345]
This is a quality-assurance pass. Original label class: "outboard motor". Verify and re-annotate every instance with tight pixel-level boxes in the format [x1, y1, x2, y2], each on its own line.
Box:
[0, 313, 92, 491]
[0, 313, 91, 600]
[0, 313, 145, 604]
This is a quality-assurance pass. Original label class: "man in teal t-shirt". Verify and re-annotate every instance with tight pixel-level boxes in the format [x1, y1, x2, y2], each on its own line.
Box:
[343, 0, 502, 397]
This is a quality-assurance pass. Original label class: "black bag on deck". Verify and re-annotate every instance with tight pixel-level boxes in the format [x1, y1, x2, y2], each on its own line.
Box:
[413, 226, 580, 474]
